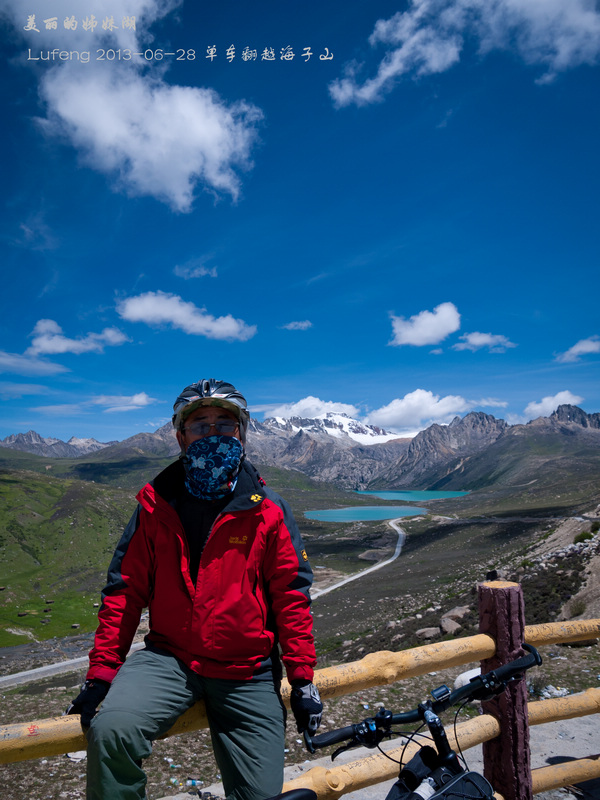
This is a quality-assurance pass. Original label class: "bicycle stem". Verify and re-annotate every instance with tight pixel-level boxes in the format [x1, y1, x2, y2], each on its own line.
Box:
[421, 705, 462, 774]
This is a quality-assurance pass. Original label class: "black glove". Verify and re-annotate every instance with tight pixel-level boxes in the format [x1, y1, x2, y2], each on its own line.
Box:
[66, 679, 111, 728]
[290, 679, 323, 735]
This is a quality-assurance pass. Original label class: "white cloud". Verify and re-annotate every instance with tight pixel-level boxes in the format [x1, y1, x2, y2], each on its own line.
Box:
[524, 390, 584, 420]
[30, 403, 87, 416]
[365, 388, 470, 431]
[306, 273, 330, 285]
[0, 320, 126, 379]
[174, 260, 218, 279]
[30, 390, 158, 416]
[38, 67, 262, 212]
[555, 335, 600, 363]
[268, 396, 360, 420]
[26, 319, 129, 356]
[477, 397, 508, 408]
[0, 349, 69, 376]
[92, 392, 157, 412]
[117, 290, 256, 341]
[281, 321, 313, 331]
[390, 301, 460, 346]
[18, 213, 58, 251]
[0, 382, 48, 399]
[330, 0, 600, 107]
[453, 331, 517, 352]
[4, 1, 262, 212]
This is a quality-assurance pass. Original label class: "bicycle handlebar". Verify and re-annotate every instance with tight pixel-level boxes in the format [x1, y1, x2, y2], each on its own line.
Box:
[306, 644, 542, 753]
[306, 724, 358, 749]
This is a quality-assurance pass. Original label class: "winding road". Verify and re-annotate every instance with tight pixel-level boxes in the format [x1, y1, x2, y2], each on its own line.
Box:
[311, 518, 406, 599]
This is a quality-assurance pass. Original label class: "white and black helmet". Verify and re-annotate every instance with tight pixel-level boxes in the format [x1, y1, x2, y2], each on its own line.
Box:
[172, 379, 250, 442]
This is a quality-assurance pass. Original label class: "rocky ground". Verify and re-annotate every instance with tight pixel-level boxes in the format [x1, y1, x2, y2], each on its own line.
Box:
[533, 516, 600, 622]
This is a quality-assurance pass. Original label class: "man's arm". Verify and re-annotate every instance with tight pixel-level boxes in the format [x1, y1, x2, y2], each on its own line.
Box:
[262, 491, 323, 733]
[86, 504, 153, 683]
[262, 492, 316, 683]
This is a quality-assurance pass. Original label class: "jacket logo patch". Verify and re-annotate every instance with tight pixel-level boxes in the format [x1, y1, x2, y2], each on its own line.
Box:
[229, 535, 248, 545]
[250, 494, 263, 503]
[301, 549, 308, 561]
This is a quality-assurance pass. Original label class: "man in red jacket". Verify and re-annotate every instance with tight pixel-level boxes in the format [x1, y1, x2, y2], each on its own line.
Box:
[68, 379, 323, 800]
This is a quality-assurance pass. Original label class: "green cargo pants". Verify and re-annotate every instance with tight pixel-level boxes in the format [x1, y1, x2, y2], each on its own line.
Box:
[86, 647, 286, 800]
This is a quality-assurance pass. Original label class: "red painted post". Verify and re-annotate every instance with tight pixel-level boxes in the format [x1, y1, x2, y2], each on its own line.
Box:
[478, 580, 533, 800]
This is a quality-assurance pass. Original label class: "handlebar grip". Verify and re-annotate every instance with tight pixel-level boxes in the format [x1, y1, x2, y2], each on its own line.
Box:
[492, 645, 542, 683]
[389, 708, 422, 725]
[310, 725, 357, 749]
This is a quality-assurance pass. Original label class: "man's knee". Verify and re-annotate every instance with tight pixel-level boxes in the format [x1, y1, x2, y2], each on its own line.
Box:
[87, 709, 153, 762]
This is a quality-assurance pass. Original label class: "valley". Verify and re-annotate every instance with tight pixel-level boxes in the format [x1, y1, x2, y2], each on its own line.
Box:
[1, 405, 599, 649]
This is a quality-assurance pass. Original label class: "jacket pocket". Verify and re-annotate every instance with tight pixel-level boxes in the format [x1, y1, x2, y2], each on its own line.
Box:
[252, 572, 267, 628]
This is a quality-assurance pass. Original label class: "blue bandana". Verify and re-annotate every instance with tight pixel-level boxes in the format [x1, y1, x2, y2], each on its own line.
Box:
[182, 435, 244, 500]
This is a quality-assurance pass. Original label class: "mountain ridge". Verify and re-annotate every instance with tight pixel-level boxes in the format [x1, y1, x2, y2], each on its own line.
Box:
[0, 430, 115, 458]
[378, 405, 600, 494]
[1, 405, 598, 491]
[374, 411, 509, 489]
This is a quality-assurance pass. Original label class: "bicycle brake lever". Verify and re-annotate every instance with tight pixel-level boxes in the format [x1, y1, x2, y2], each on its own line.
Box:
[303, 729, 315, 754]
[331, 741, 358, 761]
[330, 725, 392, 760]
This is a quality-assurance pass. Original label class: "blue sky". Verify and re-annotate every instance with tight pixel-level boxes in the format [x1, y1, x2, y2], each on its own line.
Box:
[0, 0, 599, 442]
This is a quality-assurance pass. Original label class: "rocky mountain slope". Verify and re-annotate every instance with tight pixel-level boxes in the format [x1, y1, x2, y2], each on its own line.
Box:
[431, 406, 600, 493]
[374, 405, 600, 491]
[374, 411, 508, 488]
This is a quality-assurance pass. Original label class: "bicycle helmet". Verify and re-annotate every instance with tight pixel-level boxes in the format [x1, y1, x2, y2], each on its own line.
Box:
[172, 379, 250, 442]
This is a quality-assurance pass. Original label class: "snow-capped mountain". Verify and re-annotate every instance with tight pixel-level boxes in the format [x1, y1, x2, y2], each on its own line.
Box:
[262, 413, 402, 445]
[245, 414, 411, 488]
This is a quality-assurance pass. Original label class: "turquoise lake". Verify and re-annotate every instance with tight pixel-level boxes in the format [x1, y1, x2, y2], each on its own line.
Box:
[358, 490, 469, 501]
[304, 490, 468, 522]
[304, 506, 428, 522]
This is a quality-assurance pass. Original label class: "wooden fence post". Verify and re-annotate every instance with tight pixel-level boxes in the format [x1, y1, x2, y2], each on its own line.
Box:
[478, 580, 533, 800]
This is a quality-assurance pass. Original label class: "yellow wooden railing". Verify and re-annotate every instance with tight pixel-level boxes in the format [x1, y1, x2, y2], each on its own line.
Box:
[1, 611, 599, 798]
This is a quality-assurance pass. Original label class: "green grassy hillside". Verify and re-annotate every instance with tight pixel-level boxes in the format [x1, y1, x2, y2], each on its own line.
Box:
[0, 468, 135, 646]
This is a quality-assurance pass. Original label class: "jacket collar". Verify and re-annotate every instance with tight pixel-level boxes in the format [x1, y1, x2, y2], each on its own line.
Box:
[137, 458, 266, 515]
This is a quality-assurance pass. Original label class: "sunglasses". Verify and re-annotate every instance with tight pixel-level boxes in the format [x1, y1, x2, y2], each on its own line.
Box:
[183, 421, 239, 437]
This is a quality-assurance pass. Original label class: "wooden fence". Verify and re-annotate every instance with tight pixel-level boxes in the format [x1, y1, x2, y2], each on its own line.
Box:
[1, 581, 599, 800]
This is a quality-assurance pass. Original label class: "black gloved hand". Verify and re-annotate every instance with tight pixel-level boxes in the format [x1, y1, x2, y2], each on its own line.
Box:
[290, 679, 323, 735]
[66, 679, 111, 728]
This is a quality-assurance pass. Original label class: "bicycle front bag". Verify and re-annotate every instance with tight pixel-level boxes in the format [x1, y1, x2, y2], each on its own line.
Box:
[430, 769, 495, 800]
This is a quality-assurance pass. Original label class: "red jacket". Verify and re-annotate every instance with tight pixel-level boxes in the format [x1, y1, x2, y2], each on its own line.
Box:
[87, 461, 316, 684]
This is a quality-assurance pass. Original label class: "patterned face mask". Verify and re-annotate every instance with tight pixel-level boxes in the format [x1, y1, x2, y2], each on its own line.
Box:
[182, 435, 244, 500]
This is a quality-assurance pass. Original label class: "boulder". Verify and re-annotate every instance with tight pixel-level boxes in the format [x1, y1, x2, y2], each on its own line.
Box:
[416, 627, 440, 641]
[440, 618, 462, 635]
[443, 605, 470, 621]
[454, 667, 480, 689]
